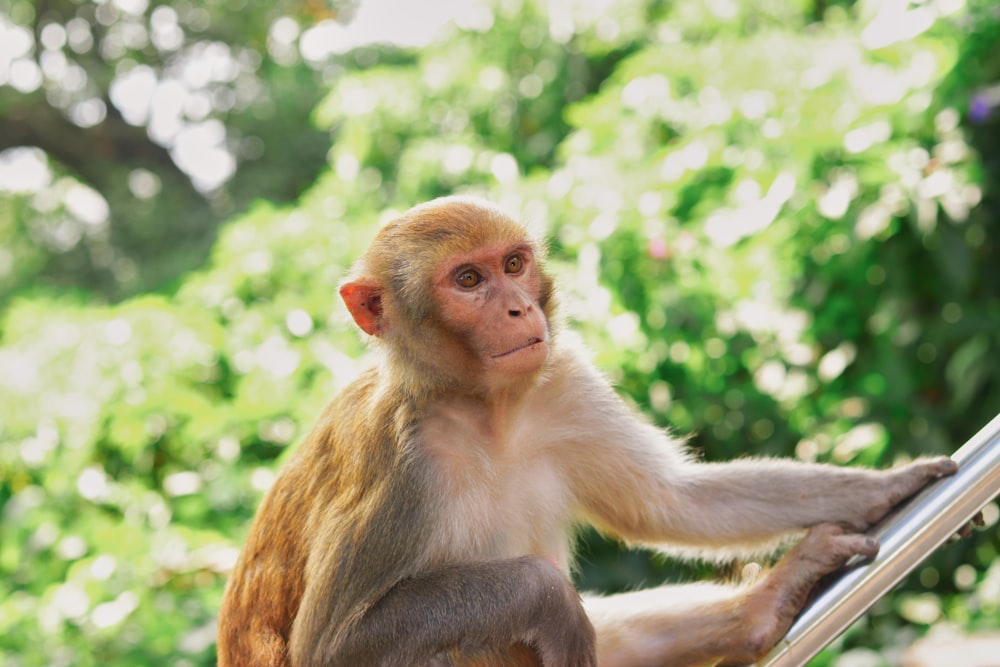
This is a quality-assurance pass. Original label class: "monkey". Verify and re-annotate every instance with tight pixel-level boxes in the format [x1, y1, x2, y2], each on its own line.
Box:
[216, 195, 958, 667]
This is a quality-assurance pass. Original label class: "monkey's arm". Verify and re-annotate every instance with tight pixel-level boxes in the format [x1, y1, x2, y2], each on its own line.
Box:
[647, 456, 956, 550]
[552, 349, 956, 552]
[584, 524, 880, 667]
[291, 556, 595, 667]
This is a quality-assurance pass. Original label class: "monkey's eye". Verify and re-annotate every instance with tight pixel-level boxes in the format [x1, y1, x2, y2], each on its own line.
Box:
[505, 255, 524, 274]
[456, 270, 483, 289]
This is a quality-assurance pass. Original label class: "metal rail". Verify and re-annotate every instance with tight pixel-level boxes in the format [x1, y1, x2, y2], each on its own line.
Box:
[760, 412, 1000, 666]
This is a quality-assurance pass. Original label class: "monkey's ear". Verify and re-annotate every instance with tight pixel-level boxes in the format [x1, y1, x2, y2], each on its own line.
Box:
[339, 281, 384, 336]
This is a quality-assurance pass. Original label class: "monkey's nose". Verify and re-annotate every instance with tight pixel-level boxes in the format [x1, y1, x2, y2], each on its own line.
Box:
[508, 302, 533, 317]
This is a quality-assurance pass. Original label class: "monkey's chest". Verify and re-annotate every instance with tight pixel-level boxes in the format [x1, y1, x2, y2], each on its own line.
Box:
[425, 451, 574, 567]
[419, 401, 576, 567]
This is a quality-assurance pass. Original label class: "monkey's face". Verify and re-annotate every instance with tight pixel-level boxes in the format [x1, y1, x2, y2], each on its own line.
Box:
[433, 241, 550, 381]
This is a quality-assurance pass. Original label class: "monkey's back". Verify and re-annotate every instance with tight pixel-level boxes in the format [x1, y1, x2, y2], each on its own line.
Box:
[216, 451, 314, 666]
[216, 374, 380, 666]
[217, 368, 423, 665]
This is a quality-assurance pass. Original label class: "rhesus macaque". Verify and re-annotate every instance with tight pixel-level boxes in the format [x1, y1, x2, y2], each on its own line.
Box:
[217, 196, 957, 667]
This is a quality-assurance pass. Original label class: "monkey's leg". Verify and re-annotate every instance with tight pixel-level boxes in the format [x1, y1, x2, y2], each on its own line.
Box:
[583, 524, 878, 667]
[313, 556, 596, 667]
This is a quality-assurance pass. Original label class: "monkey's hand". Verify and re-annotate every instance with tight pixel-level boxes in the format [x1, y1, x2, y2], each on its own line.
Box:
[838, 456, 957, 531]
[525, 559, 597, 667]
[721, 524, 881, 665]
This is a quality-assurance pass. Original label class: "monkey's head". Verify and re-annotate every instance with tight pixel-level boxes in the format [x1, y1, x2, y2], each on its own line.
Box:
[340, 196, 557, 396]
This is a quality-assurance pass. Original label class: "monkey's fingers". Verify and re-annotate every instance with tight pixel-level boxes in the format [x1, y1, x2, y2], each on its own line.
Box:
[882, 457, 958, 511]
[951, 510, 985, 541]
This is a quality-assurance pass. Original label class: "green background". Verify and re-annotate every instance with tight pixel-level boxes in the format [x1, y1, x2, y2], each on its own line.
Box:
[1, 0, 998, 664]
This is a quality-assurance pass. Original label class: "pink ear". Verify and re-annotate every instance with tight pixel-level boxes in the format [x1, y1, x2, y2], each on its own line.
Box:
[339, 281, 383, 336]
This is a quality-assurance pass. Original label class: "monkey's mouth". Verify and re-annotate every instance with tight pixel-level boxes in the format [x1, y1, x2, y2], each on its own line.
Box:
[492, 337, 546, 359]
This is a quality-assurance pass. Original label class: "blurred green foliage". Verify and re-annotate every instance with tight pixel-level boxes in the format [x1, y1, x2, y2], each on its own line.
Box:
[1, 0, 999, 665]
[0, 0, 357, 300]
